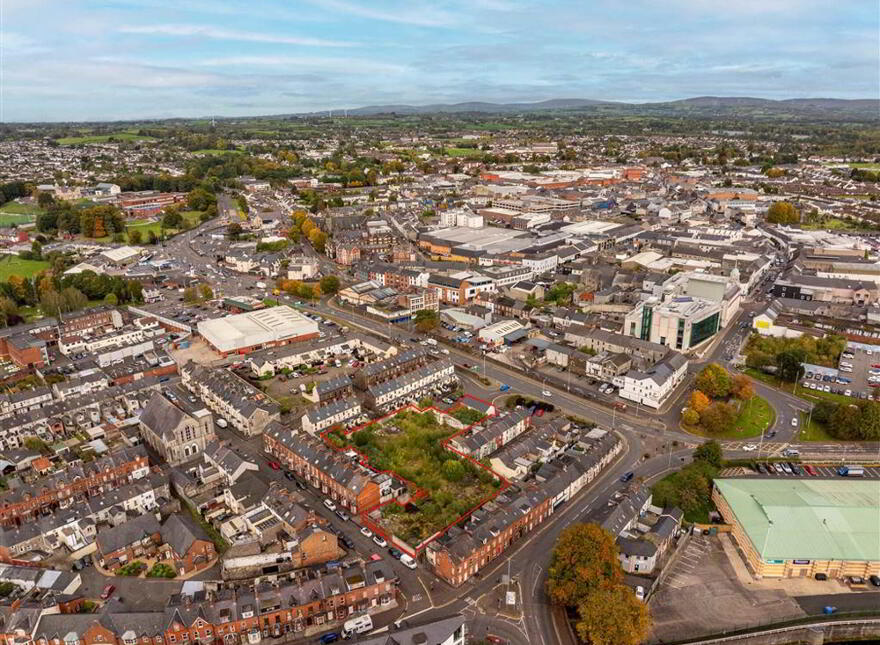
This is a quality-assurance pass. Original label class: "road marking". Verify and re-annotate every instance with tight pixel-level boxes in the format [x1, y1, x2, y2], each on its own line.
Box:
[531, 565, 543, 598]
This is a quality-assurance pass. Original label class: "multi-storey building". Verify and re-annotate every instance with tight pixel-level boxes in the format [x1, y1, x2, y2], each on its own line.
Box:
[139, 392, 216, 466]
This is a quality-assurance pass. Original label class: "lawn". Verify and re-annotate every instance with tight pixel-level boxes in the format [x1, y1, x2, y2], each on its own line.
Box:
[683, 395, 774, 440]
[801, 218, 878, 232]
[56, 133, 157, 145]
[849, 162, 880, 170]
[341, 410, 499, 546]
[444, 147, 484, 157]
[0, 256, 50, 280]
[0, 214, 35, 227]
[797, 414, 836, 442]
[125, 211, 204, 239]
[0, 202, 43, 216]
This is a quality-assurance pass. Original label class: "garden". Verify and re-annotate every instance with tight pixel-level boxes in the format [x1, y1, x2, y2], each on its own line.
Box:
[336, 410, 500, 546]
[681, 363, 774, 438]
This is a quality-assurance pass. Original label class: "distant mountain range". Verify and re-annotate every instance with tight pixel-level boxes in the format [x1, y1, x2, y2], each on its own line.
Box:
[329, 96, 879, 119]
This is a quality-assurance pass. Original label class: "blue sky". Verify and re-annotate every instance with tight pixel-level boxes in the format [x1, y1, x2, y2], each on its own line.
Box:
[2, 0, 877, 122]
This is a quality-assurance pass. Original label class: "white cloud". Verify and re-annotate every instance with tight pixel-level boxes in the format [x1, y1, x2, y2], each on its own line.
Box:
[197, 55, 411, 75]
[119, 24, 355, 47]
[306, 0, 457, 27]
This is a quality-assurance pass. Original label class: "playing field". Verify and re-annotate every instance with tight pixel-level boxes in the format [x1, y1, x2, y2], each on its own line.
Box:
[0, 256, 50, 280]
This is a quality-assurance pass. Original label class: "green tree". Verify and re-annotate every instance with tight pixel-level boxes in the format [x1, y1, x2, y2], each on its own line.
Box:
[183, 287, 199, 303]
[681, 408, 700, 426]
[128, 229, 143, 245]
[200, 284, 214, 300]
[442, 459, 464, 482]
[695, 363, 732, 399]
[319, 275, 341, 295]
[161, 208, 183, 229]
[693, 440, 723, 468]
[104, 293, 118, 305]
[414, 309, 440, 332]
[776, 348, 807, 382]
[700, 401, 737, 434]
[30, 240, 42, 260]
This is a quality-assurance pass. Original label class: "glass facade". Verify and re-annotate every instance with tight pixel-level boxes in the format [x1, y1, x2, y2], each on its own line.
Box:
[690, 312, 720, 347]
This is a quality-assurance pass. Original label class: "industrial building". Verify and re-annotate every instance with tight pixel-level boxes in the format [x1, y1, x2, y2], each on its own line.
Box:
[713, 478, 880, 579]
[197, 305, 320, 356]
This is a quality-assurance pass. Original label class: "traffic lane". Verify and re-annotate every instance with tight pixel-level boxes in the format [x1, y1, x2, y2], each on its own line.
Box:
[796, 590, 880, 615]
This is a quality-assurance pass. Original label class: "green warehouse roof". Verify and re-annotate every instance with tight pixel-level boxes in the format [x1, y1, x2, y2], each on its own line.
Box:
[715, 478, 880, 563]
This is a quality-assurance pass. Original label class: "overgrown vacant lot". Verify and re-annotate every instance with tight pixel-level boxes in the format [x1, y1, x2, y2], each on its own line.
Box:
[339, 410, 499, 545]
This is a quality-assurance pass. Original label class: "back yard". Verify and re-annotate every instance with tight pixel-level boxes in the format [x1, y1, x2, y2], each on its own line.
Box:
[336, 409, 499, 546]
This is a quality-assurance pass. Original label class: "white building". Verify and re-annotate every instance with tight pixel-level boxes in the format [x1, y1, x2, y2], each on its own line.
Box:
[478, 319, 527, 346]
[197, 306, 319, 356]
[624, 297, 722, 352]
[614, 353, 689, 409]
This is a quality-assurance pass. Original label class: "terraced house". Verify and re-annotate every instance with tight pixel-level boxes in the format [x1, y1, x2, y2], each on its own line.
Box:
[16, 565, 397, 645]
[0, 445, 149, 526]
[364, 360, 456, 411]
[263, 426, 391, 514]
[181, 362, 280, 436]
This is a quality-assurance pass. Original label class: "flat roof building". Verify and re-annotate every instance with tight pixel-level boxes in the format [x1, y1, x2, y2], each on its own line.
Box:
[197, 305, 320, 356]
[713, 478, 880, 580]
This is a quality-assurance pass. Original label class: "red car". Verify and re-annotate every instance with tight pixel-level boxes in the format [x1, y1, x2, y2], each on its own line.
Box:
[873, 364, 880, 368]
[267, 461, 281, 470]
[804, 464, 817, 476]
[100, 584, 115, 600]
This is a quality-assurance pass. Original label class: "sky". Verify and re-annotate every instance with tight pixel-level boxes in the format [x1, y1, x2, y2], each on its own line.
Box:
[1, 0, 877, 122]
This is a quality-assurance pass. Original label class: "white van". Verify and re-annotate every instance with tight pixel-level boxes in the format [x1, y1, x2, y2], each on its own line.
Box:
[400, 553, 417, 569]
[216, 418, 228, 429]
[341, 614, 373, 639]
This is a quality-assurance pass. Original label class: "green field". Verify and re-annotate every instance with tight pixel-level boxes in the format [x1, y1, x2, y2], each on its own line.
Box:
[0, 256, 50, 280]
[801, 217, 878, 232]
[0, 202, 43, 216]
[56, 133, 157, 145]
[797, 413, 835, 442]
[192, 148, 244, 155]
[0, 214, 35, 227]
[125, 211, 203, 240]
[849, 162, 880, 169]
[444, 147, 484, 157]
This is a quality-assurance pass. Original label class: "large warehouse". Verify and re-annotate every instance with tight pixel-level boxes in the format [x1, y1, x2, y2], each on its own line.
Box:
[197, 306, 320, 356]
[713, 478, 880, 579]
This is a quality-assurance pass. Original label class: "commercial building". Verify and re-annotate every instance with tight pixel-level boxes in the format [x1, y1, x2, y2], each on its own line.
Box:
[614, 352, 689, 409]
[477, 319, 528, 346]
[624, 297, 722, 352]
[197, 305, 320, 356]
[713, 478, 880, 579]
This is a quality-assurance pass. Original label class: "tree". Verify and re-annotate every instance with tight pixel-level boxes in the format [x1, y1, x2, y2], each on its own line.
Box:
[766, 201, 799, 225]
[693, 439, 723, 468]
[128, 229, 142, 245]
[413, 309, 439, 333]
[689, 390, 710, 414]
[183, 287, 199, 303]
[776, 348, 807, 382]
[161, 208, 183, 229]
[30, 240, 42, 260]
[442, 459, 464, 482]
[104, 293, 118, 305]
[547, 523, 622, 607]
[681, 408, 700, 426]
[695, 363, 732, 399]
[319, 275, 340, 295]
[830, 404, 862, 440]
[227, 222, 243, 240]
[200, 284, 214, 300]
[575, 585, 651, 645]
[147, 231, 159, 245]
[700, 401, 737, 435]
[0, 297, 19, 327]
[731, 373, 754, 401]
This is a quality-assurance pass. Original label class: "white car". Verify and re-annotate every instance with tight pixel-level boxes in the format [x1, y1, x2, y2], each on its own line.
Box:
[372, 535, 387, 548]
[323, 499, 337, 512]
[542, 390, 552, 397]
[791, 417, 798, 427]
[360, 526, 373, 538]
[742, 444, 758, 452]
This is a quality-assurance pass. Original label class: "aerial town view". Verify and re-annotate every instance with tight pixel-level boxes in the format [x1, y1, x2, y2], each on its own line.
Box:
[0, 1, 877, 645]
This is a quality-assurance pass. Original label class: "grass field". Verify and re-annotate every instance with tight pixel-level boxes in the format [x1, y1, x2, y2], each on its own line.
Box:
[801, 217, 877, 232]
[57, 133, 158, 145]
[125, 211, 203, 240]
[849, 162, 880, 170]
[797, 414, 835, 442]
[0, 256, 50, 280]
[0, 202, 43, 216]
[444, 147, 484, 157]
[192, 148, 244, 155]
[0, 214, 35, 227]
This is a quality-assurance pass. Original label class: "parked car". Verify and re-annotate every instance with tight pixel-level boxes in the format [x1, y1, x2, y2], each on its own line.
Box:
[388, 547, 403, 559]
[267, 461, 281, 470]
[100, 585, 116, 600]
[360, 526, 373, 538]
[335, 509, 350, 522]
[323, 499, 337, 512]
[317, 633, 339, 644]
[372, 535, 388, 548]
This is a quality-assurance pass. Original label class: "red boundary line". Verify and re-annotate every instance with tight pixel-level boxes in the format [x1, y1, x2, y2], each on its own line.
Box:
[317, 393, 513, 557]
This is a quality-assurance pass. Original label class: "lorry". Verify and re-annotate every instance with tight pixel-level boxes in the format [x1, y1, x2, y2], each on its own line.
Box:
[837, 465, 865, 477]
[341, 614, 373, 639]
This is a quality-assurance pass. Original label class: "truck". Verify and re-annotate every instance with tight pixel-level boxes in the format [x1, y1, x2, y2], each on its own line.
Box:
[837, 465, 865, 477]
[341, 614, 373, 639]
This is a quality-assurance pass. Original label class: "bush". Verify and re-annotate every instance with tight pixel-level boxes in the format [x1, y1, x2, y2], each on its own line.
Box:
[117, 560, 146, 576]
[147, 563, 177, 579]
